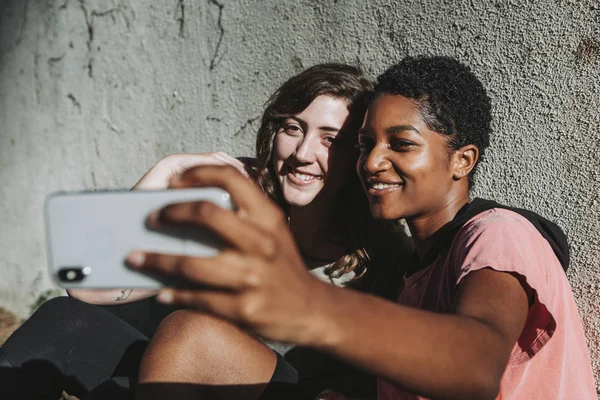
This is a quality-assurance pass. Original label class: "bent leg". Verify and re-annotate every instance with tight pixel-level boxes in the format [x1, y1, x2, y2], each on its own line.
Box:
[136, 310, 279, 400]
[0, 296, 148, 398]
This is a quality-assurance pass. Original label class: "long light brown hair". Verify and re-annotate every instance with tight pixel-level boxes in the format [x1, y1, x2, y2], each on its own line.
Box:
[252, 63, 374, 282]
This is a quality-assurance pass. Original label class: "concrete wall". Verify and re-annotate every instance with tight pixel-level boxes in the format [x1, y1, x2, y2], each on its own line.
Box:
[1, 0, 598, 392]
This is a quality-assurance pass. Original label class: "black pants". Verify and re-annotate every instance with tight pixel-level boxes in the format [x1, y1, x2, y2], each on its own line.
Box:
[0, 297, 306, 400]
[0, 296, 371, 400]
[0, 296, 176, 399]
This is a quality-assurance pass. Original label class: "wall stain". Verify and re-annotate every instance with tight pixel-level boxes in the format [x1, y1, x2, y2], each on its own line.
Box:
[575, 38, 600, 64]
[208, 0, 225, 70]
[291, 56, 304, 73]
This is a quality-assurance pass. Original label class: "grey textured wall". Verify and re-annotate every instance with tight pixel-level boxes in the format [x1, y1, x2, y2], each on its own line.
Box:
[1, 0, 599, 392]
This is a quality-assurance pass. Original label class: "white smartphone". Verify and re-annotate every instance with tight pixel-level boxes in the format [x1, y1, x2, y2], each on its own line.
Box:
[44, 188, 233, 289]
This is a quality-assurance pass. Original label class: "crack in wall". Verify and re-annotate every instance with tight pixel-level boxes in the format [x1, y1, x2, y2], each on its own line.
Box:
[48, 54, 65, 64]
[175, 0, 185, 38]
[77, 0, 129, 78]
[33, 53, 40, 106]
[233, 116, 260, 137]
[77, 0, 94, 77]
[67, 93, 81, 113]
[93, 138, 100, 157]
[208, 0, 225, 71]
[90, 171, 97, 188]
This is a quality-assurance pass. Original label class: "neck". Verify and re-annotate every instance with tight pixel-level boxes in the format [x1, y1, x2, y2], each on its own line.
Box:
[406, 191, 471, 264]
[288, 199, 346, 263]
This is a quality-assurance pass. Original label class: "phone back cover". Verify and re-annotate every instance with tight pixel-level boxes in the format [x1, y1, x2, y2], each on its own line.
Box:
[45, 188, 232, 288]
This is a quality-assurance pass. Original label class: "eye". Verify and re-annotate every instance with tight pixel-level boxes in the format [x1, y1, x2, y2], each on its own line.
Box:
[322, 135, 338, 148]
[390, 139, 415, 151]
[282, 124, 303, 136]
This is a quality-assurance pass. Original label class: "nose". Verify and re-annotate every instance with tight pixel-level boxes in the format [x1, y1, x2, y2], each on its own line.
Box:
[293, 133, 319, 164]
[361, 144, 391, 174]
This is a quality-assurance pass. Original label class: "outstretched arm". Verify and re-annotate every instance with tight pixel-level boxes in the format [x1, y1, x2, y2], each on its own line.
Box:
[128, 166, 529, 400]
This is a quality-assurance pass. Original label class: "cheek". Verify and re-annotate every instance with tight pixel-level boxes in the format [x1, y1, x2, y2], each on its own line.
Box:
[272, 135, 294, 166]
[356, 154, 367, 177]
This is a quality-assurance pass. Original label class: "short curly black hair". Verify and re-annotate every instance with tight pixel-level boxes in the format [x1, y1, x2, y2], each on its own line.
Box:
[374, 56, 492, 188]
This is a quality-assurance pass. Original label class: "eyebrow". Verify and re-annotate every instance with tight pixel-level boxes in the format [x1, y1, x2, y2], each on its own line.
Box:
[287, 116, 342, 133]
[358, 125, 421, 137]
[385, 125, 421, 135]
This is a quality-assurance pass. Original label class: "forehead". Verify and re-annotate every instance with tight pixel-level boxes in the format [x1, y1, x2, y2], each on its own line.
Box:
[363, 94, 423, 129]
[293, 95, 350, 127]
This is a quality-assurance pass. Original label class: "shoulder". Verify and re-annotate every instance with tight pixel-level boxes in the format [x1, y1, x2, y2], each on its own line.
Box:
[451, 208, 561, 283]
[461, 208, 536, 235]
[455, 208, 546, 254]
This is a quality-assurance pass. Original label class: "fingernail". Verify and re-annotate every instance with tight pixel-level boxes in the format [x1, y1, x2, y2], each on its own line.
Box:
[157, 289, 174, 304]
[147, 210, 160, 227]
[126, 251, 145, 268]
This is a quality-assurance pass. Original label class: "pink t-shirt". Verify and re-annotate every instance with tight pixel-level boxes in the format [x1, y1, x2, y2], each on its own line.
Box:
[378, 209, 596, 400]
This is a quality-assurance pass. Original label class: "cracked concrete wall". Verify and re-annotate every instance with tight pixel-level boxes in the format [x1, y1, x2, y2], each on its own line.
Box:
[1, 0, 599, 391]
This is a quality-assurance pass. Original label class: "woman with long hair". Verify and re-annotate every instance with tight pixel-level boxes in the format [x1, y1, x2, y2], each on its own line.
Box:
[0, 63, 404, 400]
[132, 63, 398, 400]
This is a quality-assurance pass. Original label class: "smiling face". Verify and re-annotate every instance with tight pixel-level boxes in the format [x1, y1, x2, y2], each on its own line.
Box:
[273, 95, 357, 208]
[356, 94, 460, 221]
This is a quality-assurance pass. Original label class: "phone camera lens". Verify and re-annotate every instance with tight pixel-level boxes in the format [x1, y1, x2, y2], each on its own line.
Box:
[58, 267, 87, 282]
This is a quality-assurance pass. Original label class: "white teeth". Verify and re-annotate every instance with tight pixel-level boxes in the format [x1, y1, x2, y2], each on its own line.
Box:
[370, 182, 399, 190]
[293, 172, 321, 181]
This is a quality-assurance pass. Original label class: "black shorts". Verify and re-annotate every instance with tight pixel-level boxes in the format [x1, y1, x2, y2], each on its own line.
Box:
[261, 351, 376, 400]
[259, 352, 306, 400]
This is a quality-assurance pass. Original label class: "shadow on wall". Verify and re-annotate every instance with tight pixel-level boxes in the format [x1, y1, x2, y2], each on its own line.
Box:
[0, 0, 29, 57]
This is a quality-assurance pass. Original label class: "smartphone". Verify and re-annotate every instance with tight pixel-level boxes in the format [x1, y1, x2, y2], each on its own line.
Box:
[45, 188, 233, 289]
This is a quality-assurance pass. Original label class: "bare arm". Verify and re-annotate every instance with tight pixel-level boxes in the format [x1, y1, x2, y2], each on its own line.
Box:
[127, 166, 529, 400]
[67, 288, 159, 304]
[309, 268, 528, 400]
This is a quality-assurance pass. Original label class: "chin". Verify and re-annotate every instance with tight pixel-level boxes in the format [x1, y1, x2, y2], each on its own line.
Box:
[282, 192, 317, 208]
[369, 204, 404, 221]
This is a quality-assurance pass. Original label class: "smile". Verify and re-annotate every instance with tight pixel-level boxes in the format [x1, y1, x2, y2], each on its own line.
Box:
[369, 182, 400, 190]
[287, 169, 323, 185]
[366, 181, 403, 197]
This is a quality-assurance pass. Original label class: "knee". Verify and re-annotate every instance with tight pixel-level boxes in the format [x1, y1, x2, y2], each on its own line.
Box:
[152, 310, 238, 354]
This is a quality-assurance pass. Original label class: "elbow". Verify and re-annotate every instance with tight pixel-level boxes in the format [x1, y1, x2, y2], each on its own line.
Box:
[464, 365, 502, 400]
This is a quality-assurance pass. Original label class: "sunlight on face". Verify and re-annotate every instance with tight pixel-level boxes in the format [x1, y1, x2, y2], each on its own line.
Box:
[356, 94, 455, 221]
[273, 95, 355, 208]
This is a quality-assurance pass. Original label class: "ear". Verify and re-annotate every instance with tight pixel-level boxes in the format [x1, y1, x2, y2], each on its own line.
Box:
[451, 144, 479, 181]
